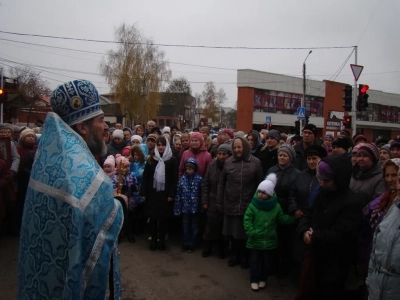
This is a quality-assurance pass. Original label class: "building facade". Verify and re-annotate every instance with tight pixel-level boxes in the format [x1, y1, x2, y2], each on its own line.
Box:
[237, 69, 400, 141]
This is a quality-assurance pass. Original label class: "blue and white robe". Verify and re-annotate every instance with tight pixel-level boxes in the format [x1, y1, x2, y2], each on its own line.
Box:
[18, 112, 124, 300]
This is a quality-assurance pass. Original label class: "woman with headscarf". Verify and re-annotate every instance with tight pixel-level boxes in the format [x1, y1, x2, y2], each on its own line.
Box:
[202, 144, 232, 259]
[267, 144, 302, 278]
[246, 131, 263, 159]
[216, 137, 264, 269]
[140, 136, 178, 251]
[379, 144, 391, 162]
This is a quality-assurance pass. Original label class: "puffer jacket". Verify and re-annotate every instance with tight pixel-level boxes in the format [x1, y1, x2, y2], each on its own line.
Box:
[267, 164, 301, 214]
[366, 200, 400, 300]
[216, 137, 264, 216]
[202, 159, 225, 219]
[179, 147, 212, 178]
[174, 158, 203, 215]
[244, 193, 295, 250]
[350, 162, 386, 206]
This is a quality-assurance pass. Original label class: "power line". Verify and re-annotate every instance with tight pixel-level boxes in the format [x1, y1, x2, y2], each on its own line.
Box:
[0, 30, 355, 50]
[356, 0, 382, 45]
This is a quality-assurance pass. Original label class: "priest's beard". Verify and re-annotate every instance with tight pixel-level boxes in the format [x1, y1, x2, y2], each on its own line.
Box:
[87, 130, 107, 157]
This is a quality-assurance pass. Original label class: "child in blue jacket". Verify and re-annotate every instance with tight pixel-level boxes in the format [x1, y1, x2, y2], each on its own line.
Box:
[174, 157, 203, 253]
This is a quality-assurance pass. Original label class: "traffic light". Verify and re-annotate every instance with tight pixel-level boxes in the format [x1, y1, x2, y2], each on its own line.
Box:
[0, 88, 7, 104]
[343, 116, 352, 129]
[268, 123, 273, 129]
[342, 85, 353, 112]
[357, 84, 369, 111]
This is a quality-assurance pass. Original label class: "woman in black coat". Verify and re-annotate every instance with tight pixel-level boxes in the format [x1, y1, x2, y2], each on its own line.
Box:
[267, 144, 301, 277]
[296, 154, 363, 300]
[140, 136, 178, 251]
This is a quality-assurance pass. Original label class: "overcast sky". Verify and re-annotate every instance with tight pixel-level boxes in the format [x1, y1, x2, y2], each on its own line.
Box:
[0, 0, 399, 107]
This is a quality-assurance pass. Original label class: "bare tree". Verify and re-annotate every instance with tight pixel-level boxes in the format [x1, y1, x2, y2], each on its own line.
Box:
[164, 77, 192, 123]
[100, 24, 171, 126]
[201, 81, 219, 124]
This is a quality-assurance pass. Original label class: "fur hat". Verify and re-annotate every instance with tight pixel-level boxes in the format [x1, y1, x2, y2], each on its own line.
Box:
[131, 135, 143, 143]
[50, 80, 104, 126]
[191, 132, 204, 144]
[112, 129, 124, 139]
[358, 143, 380, 163]
[278, 145, 296, 162]
[303, 124, 317, 136]
[257, 173, 277, 196]
[20, 128, 36, 141]
[266, 129, 281, 142]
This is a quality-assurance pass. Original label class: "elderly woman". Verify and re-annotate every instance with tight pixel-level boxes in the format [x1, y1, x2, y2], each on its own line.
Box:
[379, 144, 391, 162]
[267, 145, 301, 278]
[217, 137, 263, 269]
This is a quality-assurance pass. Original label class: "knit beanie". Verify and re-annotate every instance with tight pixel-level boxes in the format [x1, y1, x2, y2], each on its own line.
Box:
[303, 124, 317, 136]
[278, 145, 296, 162]
[353, 134, 367, 145]
[200, 126, 210, 134]
[380, 144, 391, 157]
[257, 173, 277, 196]
[131, 135, 143, 143]
[112, 129, 124, 139]
[304, 144, 327, 159]
[162, 126, 171, 134]
[324, 134, 334, 142]
[217, 143, 232, 155]
[103, 155, 116, 169]
[115, 154, 130, 169]
[235, 131, 246, 138]
[191, 132, 204, 144]
[390, 138, 400, 150]
[266, 129, 281, 142]
[20, 128, 36, 141]
[317, 161, 335, 180]
[357, 143, 379, 163]
[146, 134, 158, 142]
[184, 161, 198, 172]
[222, 129, 234, 139]
[122, 146, 131, 157]
[332, 136, 352, 152]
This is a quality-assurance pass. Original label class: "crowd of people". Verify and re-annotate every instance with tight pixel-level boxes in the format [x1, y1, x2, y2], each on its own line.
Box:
[1, 79, 400, 299]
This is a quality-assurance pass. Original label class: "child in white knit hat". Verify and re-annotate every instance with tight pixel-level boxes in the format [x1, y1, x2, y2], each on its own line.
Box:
[243, 173, 298, 292]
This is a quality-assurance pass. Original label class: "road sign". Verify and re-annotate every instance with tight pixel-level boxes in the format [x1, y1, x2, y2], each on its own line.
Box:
[265, 116, 271, 124]
[350, 64, 364, 81]
[297, 107, 306, 120]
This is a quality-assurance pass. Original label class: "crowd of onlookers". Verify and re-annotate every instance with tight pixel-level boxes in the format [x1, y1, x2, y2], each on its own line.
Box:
[1, 118, 400, 299]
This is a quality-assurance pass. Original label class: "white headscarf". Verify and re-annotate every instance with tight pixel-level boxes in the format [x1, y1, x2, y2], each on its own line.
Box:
[153, 139, 173, 191]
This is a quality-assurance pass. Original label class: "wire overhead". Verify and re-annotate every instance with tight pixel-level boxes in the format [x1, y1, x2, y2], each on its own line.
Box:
[0, 30, 355, 50]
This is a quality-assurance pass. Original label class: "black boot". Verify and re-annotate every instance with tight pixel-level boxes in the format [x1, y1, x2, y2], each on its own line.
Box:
[239, 240, 249, 269]
[217, 241, 226, 259]
[202, 241, 212, 257]
[228, 239, 240, 267]
[149, 219, 158, 251]
[158, 220, 166, 251]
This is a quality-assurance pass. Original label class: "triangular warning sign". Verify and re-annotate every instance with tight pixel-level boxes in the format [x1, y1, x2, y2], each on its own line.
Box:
[297, 109, 305, 118]
[350, 64, 364, 81]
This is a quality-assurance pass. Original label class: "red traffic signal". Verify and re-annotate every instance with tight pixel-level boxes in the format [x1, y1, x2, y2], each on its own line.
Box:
[343, 116, 352, 129]
[361, 85, 369, 94]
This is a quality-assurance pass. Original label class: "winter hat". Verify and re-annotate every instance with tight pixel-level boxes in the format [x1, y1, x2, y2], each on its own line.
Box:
[0, 123, 8, 130]
[146, 134, 158, 142]
[131, 135, 143, 143]
[115, 154, 130, 169]
[162, 126, 171, 134]
[184, 157, 198, 172]
[303, 124, 317, 136]
[278, 145, 296, 162]
[340, 130, 351, 138]
[200, 126, 210, 134]
[235, 131, 246, 138]
[332, 136, 353, 152]
[108, 127, 116, 134]
[317, 161, 335, 180]
[122, 146, 131, 157]
[217, 143, 232, 155]
[352, 143, 365, 154]
[324, 134, 334, 142]
[112, 129, 124, 139]
[353, 134, 367, 145]
[50, 79, 104, 126]
[222, 129, 234, 139]
[304, 144, 327, 159]
[380, 144, 391, 157]
[266, 129, 281, 142]
[257, 173, 277, 196]
[390, 138, 400, 150]
[358, 143, 380, 163]
[20, 128, 36, 141]
[104, 155, 116, 168]
[191, 132, 204, 144]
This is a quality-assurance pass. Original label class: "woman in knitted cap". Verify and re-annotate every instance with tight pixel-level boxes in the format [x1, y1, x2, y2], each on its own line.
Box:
[267, 144, 301, 278]
[244, 173, 297, 291]
[351, 142, 365, 166]
[202, 143, 232, 259]
[322, 134, 334, 156]
[216, 137, 264, 269]
[296, 154, 363, 300]
[350, 143, 386, 206]
[379, 144, 391, 162]
[17, 129, 37, 164]
[179, 132, 212, 178]
[131, 135, 143, 146]
[106, 129, 127, 157]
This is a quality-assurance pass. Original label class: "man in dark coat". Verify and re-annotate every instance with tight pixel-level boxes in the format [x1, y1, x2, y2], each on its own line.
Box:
[294, 124, 318, 171]
[296, 154, 363, 300]
[259, 129, 280, 176]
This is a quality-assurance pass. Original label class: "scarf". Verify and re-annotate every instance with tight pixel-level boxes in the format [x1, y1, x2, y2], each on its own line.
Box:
[251, 193, 278, 211]
[153, 141, 173, 191]
[370, 191, 397, 229]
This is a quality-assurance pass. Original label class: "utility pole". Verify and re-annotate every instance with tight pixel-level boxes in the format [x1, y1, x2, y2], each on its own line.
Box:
[301, 50, 312, 133]
[352, 46, 358, 137]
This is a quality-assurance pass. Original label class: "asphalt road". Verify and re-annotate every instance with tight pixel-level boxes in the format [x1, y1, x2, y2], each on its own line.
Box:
[0, 235, 297, 300]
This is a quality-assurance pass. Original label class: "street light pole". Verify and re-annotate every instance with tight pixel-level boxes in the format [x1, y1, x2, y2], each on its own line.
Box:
[301, 50, 312, 133]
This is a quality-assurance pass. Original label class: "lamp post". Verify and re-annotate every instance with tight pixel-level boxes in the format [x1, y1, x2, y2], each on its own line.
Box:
[301, 50, 312, 133]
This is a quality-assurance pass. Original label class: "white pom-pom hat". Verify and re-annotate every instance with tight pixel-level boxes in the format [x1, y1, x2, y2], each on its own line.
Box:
[257, 173, 277, 196]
